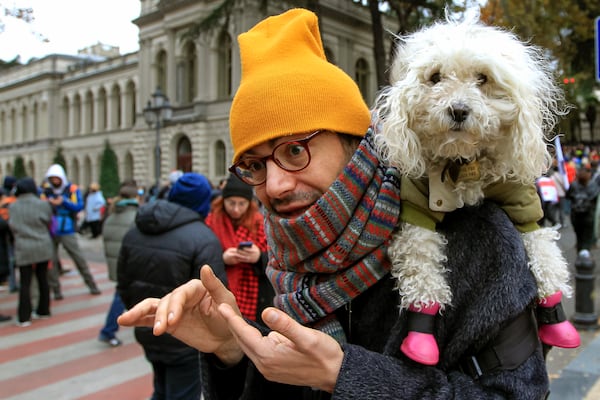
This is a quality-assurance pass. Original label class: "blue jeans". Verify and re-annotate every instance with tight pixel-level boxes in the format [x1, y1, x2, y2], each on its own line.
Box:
[150, 352, 201, 400]
[99, 291, 125, 339]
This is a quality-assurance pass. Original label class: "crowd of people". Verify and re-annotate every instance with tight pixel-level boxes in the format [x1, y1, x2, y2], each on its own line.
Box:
[0, 163, 271, 398]
[2, 7, 599, 399]
[536, 146, 600, 255]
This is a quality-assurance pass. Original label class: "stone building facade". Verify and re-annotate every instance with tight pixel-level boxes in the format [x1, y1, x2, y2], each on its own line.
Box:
[0, 0, 381, 190]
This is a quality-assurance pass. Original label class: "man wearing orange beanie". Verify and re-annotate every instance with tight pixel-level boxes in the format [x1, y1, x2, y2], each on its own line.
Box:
[120, 9, 549, 399]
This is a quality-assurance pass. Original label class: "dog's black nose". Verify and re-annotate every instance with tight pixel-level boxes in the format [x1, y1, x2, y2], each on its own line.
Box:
[449, 103, 470, 123]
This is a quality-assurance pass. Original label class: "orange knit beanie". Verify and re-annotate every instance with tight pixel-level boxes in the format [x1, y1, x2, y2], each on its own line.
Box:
[229, 8, 371, 162]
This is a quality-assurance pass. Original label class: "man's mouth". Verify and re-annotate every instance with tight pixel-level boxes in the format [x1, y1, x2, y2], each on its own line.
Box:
[273, 204, 310, 218]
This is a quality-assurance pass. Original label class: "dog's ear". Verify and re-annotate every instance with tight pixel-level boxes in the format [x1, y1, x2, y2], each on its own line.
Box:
[372, 85, 426, 178]
[492, 31, 565, 182]
[508, 103, 552, 181]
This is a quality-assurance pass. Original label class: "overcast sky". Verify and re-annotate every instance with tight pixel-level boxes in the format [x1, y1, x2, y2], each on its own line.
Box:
[0, 0, 140, 62]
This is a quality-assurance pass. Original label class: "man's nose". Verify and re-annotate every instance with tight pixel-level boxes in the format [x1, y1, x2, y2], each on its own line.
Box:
[264, 159, 296, 198]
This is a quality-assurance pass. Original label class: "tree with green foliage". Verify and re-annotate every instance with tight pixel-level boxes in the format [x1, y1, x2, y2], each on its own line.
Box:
[13, 155, 26, 178]
[481, 0, 600, 142]
[362, 0, 464, 87]
[53, 146, 67, 174]
[99, 140, 120, 198]
[183, 0, 463, 90]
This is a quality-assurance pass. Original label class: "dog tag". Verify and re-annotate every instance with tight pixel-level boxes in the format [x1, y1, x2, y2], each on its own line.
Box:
[457, 161, 480, 181]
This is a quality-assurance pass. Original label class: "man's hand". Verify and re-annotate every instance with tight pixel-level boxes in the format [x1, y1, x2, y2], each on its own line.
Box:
[118, 265, 245, 366]
[218, 304, 344, 393]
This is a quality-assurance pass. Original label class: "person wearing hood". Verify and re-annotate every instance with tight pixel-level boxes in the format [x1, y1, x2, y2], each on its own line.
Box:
[8, 177, 54, 326]
[117, 172, 227, 400]
[41, 164, 101, 299]
[98, 181, 139, 347]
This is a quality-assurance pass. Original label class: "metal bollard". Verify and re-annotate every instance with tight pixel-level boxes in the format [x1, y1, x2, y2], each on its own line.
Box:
[572, 251, 599, 329]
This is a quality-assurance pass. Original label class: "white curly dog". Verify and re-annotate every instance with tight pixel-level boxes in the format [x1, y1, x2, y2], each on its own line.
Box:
[373, 14, 580, 365]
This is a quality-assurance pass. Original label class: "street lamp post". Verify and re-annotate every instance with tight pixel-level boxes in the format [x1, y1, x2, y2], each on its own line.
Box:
[143, 87, 172, 193]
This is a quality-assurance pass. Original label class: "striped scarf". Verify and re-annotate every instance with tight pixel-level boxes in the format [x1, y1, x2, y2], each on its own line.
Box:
[266, 130, 401, 343]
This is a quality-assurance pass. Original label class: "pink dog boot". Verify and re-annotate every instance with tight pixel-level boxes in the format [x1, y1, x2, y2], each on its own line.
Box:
[537, 291, 580, 348]
[400, 303, 440, 365]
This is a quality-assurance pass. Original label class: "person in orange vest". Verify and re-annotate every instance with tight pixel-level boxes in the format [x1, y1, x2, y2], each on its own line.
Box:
[0, 176, 18, 294]
[565, 159, 577, 184]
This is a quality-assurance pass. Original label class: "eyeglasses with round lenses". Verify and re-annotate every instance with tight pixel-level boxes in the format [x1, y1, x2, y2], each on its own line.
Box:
[229, 130, 324, 186]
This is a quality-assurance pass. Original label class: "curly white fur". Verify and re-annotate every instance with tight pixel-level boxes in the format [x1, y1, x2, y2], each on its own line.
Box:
[374, 16, 568, 183]
[389, 223, 451, 310]
[374, 14, 572, 310]
[522, 227, 572, 299]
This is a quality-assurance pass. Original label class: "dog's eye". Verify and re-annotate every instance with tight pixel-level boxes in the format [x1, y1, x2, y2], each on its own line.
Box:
[477, 73, 488, 85]
[429, 72, 441, 84]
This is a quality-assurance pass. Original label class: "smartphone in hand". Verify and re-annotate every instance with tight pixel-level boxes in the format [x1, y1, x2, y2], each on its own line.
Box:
[237, 241, 253, 250]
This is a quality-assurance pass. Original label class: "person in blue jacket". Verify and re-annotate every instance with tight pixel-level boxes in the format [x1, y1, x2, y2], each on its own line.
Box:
[42, 164, 101, 299]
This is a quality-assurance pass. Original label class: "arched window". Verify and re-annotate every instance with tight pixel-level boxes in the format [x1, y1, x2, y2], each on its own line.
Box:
[110, 84, 122, 129]
[61, 96, 70, 137]
[176, 136, 192, 172]
[355, 58, 370, 103]
[217, 32, 232, 98]
[32, 102, 39, 140]
[183, 41, 197, 104]
[73, 94, 82, 135]
[84, 90, 94, 133]
[156, 50, 168, 94]
[21, 104, 28, 142]
[83, 156, 92, 188]
[0, 110, 5, 142]
[98, 88, 107, 131]
[71, 158, 81, 185]
[10, 108, 16, 143]
[214, 140, 227, 177]
[124, 151, 134, 180]
[27, 160, 35, 177]
[126, 81, 136, 127]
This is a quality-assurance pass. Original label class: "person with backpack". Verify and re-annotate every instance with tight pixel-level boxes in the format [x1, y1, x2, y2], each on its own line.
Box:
[0, 176, 18, 293]
[41, 164, 101, 299]
[567, 165, 600, 252]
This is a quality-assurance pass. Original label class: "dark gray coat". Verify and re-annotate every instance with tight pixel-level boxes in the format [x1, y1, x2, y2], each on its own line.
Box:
[102, 199, 138, 281]
[8, 194, 54, 266]
[118, 199, 227, 362]
[202, 202, 548, 400]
